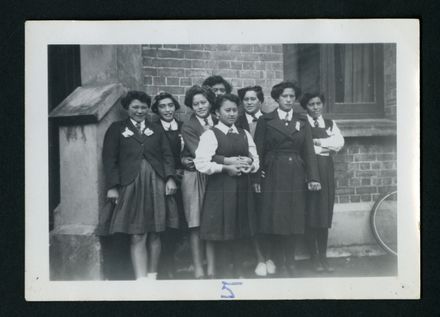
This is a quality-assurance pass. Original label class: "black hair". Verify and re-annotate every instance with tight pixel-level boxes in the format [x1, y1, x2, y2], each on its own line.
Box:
[151, 91, 181, 114]
[120, 90, 151, 109]
[212, 93, 240, 113]
[237, 85, 264, 103]
[202, 75, 233, 94]
[300, 92, 326, 110]
[270, 80, 301, 101]
[184, 85, 216, 109]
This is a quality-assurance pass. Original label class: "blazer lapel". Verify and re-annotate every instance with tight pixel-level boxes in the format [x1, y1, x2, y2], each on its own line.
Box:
[189, 114, 204, 135]
[265, 110, 302, 141]
[126, 119, 146, 144]
[237, 114, 250, 132]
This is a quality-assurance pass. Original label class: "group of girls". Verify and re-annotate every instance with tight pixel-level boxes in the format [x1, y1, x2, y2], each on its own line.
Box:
[102, 75, 344, 280]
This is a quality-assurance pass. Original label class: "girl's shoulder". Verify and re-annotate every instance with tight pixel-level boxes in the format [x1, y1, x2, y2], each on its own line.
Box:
[107, 119, 128, 132]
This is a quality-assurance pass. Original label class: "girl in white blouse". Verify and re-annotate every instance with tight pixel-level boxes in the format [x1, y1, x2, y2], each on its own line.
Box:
[195, 94, 259, 278]
[300, 92, 344, 273]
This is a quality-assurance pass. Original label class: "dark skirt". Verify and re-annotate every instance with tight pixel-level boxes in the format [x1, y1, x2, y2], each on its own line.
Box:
[259, 151, 307, 235]
[108, 159, 173, 234]
[200, 172, 256, 241]
[307, 155, 335, 228]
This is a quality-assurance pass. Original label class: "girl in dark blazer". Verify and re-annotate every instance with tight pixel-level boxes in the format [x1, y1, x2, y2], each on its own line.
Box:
[236, 86, 267, 277]
[150, 91, 186, 279]
[300, 92, 344, 273]
[102, 90, 177, 280]
[180, 85, 217, 279]
[254, 81, 321, 277]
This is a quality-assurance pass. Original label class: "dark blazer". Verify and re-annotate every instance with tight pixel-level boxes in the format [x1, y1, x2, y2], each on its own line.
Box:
[181, 113, 218, 159]
[254, 110, 320, 184]
[152, 118, 184, 170]
[235, 113, 250, 132]
[102, 118, 175, 191]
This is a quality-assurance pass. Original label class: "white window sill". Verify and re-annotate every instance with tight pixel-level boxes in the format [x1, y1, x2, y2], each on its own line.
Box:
[335, 119, 396, 137]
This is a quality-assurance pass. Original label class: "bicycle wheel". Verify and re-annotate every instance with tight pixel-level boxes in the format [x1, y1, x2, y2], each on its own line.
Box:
[370, 191, 398, 256]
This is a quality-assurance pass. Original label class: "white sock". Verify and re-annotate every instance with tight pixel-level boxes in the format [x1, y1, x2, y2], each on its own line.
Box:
[147, 272, 158, 280]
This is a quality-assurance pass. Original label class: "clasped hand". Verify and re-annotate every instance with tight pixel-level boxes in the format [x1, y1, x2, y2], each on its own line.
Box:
[224, 156, 253, 176]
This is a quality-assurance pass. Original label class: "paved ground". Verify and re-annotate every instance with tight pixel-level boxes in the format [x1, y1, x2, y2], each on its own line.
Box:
[100, 234, 397, 280]
[168, 254, 397, 280]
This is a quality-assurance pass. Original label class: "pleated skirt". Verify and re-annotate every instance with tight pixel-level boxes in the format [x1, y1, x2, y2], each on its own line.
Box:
[108, 159, 176, 234]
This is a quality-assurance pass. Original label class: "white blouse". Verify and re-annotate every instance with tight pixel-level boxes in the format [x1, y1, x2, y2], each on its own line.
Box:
[160, 119, 179, 131]
[245, 110, 263, 124]
[196, 115, 214, 127]
[277, 108, 293, 121]
[194, 121, 260, 175]
[307, 114, 344, 156]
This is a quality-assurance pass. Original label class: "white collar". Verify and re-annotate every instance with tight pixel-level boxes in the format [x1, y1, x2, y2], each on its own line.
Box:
[196, 115, 214, 127]
[216, 121, 239, 134]
[307, 114, 325, 127]
[245, 110, 262, 123]
[130, 119, 145, 130]
[277, 108, 293, 121]
[160, 119, 178, 131]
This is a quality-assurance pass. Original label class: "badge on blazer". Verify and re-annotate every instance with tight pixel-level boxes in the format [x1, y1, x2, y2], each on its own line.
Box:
[122, 127, 134, 138]
[295, 121, 301, 131]
[144, 128, 154, 136]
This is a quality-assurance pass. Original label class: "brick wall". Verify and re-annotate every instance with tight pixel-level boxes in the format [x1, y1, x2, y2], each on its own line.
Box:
[142, 44, 284, 119]
[334, 136, 397, 203]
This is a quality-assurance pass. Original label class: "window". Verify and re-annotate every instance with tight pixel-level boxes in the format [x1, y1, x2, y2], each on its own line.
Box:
[284, 43, 384, 119]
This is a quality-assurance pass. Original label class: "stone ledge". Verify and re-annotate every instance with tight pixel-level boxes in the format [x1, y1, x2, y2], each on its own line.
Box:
[49, 83, 127, 125]
[335, 119, 396, 137]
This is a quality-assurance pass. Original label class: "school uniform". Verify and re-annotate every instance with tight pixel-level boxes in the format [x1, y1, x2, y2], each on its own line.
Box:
[254, 108, 320, 235]
[306, 114, 344, 228]
[102, 118, 176, 234]
[194, 121, 260, 240]
[180, 113, 217, 228]
[235, 110, 263, 138]
[158, 118, 185, 229]
[156, 118, 187, 279]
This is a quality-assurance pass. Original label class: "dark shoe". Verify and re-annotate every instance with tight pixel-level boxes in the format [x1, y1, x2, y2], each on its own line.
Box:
[275, 265, 290, 278]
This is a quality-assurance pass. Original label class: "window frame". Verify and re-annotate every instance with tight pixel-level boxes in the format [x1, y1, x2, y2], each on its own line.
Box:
[284, 43, 385, 119]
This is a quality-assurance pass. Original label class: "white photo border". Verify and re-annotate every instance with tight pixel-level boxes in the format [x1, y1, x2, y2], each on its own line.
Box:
[25, 19, 420, 301]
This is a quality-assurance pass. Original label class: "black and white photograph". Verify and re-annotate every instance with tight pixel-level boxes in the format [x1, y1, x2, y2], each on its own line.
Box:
[25, 19, 419, 300]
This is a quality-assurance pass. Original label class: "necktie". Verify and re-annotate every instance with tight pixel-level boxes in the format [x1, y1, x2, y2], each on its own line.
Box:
[314, 119, 319, 128]
[251, 114, 258, 122]
[283, 112, 289, 126]
[227, 127, 234, 135]
[203, 118, 210, 126]
[135, 122, 143, 134]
